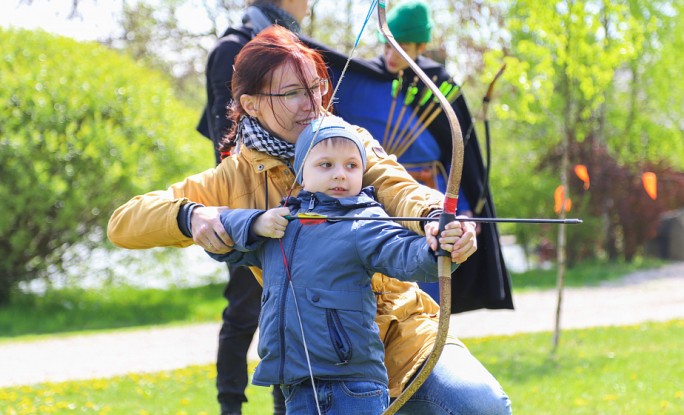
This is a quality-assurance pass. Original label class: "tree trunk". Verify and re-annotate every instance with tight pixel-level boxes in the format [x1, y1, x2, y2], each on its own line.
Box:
[552, 135, 569, 355]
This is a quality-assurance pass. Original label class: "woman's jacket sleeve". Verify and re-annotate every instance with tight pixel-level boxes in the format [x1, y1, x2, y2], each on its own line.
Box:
[107, 167, 230, 249]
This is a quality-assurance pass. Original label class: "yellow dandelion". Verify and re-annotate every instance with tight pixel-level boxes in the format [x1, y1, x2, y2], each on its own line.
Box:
[660, 400, 670, 408]
[675, 391, 683, 399]
[602, 394, 618, 401]
[574, 398, 587, 406]
[0, 390, 19, 402]
[98, 405, 113, 414]
[38, 404, 56, 413]
[55, 401, 72, 409]
[90, 379, 109, 390]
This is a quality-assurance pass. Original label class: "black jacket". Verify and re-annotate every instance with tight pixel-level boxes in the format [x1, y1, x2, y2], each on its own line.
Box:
[197, 24, 254, 164]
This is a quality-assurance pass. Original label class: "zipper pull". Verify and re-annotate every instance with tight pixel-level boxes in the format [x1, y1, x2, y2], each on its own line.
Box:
[308, 195, 315, 211]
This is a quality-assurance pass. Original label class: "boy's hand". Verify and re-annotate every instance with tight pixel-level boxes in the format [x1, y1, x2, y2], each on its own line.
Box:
[424, 216, 477, 263]
[253, 207, 290, 239]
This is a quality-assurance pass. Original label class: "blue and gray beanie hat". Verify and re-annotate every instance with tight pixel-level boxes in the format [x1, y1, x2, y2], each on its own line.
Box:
[294, 116, 367, 185]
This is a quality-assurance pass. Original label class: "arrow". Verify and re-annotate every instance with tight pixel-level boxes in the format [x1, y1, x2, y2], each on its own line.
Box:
[285, 213, 583, 225]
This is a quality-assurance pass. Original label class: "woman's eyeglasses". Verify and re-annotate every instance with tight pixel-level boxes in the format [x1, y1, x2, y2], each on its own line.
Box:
[256, 79, 329, 104]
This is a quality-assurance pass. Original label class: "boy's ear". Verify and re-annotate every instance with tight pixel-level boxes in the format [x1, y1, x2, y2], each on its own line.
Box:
[240, 94, 259, 117]
[417, 43, 428, 55]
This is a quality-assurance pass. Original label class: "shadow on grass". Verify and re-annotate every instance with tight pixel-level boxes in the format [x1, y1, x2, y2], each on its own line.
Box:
[0, 283, 227, 338]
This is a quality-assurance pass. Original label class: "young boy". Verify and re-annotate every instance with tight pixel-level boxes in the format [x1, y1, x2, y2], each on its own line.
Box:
[207, 115, 459, 414]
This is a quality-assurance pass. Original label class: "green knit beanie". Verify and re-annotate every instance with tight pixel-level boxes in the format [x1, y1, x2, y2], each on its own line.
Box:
[378, 0, 433, 44]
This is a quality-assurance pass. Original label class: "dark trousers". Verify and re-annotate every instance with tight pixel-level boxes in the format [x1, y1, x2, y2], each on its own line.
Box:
[217, 264, 285, 415]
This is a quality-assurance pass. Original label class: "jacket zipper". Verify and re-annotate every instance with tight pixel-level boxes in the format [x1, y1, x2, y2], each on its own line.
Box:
[278, 221, 303, 384]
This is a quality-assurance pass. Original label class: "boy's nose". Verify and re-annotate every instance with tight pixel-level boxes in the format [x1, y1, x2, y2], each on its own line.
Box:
[332, 167, 346, 180]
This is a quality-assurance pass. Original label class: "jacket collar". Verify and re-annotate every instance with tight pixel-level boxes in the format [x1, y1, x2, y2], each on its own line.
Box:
[284, 186, 380, 211]
[239, 145, 292, 174]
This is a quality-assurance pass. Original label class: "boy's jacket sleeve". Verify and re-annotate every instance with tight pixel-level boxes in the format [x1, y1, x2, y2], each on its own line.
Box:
[207, 208, 264, 268]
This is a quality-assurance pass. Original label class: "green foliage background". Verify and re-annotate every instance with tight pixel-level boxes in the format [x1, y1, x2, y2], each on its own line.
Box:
[480, 0, 684, 260]
[0, 28, 213, 303]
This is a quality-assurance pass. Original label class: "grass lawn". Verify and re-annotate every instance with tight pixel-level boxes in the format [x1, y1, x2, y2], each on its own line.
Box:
[1, 320, 682, 414]
[0, 283, 227, 341]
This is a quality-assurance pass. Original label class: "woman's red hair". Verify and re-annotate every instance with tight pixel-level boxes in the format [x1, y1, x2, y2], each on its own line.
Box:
[219, 25, 331, 157]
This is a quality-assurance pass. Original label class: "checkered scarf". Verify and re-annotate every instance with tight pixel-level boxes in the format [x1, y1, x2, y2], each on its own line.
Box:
[239, 115, 295, 160]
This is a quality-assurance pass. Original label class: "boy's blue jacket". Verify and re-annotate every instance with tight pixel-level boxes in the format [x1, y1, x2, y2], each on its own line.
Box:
[210, 187, 448, 387]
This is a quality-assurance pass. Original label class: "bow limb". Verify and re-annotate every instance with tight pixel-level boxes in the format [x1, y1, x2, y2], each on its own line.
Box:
[474, 63, 506, 215]
[378, 1, 464, 414]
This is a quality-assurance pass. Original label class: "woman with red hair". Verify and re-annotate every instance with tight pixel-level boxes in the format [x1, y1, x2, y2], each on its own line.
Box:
[109, 25, 509, 415]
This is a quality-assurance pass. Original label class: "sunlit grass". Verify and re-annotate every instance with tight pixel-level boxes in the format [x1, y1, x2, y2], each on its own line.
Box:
[469, 320, 684, 414]
[0, 363, 271, 415]
[0, 284, 227, 340]
[2, 321, 682, 414]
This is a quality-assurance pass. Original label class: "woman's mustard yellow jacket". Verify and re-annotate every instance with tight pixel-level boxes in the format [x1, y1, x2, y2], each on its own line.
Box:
[108, 125, 460, 397]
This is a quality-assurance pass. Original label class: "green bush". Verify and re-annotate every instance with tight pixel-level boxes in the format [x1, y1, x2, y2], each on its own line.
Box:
[0, 28, 213, 304]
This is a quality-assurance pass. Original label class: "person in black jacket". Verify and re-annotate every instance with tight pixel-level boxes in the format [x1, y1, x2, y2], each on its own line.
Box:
[196, 2, 309, 414]
[317, 0, 514, 314]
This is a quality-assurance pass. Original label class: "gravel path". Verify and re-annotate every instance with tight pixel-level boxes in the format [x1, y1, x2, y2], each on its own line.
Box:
[1, 262, 683, 388]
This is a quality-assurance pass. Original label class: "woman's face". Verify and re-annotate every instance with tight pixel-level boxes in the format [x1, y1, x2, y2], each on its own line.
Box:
[280, 0, 310, 23]
[253, 59, 324, 144]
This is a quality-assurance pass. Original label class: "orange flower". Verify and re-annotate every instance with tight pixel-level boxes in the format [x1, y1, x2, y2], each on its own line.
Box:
[554, 185, 572, 213]
[642, 172, 657, 200]
[574, 164, 590, 189]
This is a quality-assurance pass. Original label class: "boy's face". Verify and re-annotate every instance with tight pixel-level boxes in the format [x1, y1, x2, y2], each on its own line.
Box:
[383, 42, 428, 74]
[301, 138, 363, 198]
